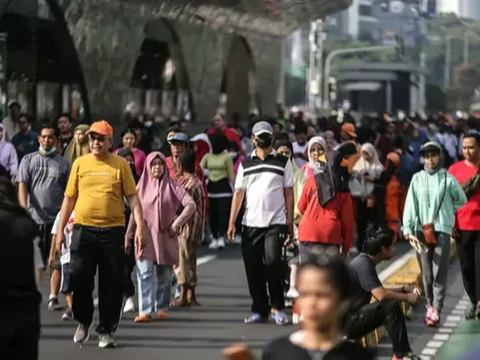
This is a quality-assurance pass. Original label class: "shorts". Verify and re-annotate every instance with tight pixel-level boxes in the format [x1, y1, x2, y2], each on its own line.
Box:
[60, 264, 71, 294]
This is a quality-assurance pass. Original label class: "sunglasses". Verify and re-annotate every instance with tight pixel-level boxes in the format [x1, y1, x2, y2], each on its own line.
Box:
[89, 133, 106, 142]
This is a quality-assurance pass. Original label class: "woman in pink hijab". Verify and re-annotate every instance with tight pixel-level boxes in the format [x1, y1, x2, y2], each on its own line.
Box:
[126, 152, 195, 323]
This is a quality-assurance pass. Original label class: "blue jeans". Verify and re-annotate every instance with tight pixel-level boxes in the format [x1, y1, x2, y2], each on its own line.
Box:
[136, 260, 173, 315]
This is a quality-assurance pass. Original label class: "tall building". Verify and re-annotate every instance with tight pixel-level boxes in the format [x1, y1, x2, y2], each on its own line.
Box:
[436, 0, 480, 20]
[328, 0, 418, 47]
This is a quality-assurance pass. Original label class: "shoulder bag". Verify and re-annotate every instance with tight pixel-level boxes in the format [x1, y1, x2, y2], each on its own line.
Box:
[422, 173, 447, 246]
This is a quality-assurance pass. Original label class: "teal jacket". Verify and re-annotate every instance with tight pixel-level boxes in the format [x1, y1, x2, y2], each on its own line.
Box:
[402, 168, 467, 236]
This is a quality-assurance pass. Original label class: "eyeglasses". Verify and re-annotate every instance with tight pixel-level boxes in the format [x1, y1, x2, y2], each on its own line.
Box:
[89, 133, 106, 142]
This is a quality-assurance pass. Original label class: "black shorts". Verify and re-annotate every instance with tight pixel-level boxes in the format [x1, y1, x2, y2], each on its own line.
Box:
[60, 264, 70, 294]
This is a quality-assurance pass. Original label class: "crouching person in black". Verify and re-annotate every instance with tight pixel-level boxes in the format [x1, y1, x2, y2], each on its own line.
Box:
[344, 226, 421, 360]
[262, 255, 374, 360]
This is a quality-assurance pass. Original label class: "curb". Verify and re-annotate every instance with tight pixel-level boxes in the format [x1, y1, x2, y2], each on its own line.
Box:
[361, 239, 457, 348]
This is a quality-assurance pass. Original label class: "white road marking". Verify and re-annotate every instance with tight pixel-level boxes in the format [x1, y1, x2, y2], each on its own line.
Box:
[446, 315, 462, 322]
[418, 293, 468, 359]
[422, 348, 438, 356]
[438, 328, 453, 333]
[197, 254, 217, 266]
[426, 340, 444, 348]
[378, 249, 416, 283]
[433, 333, 451, 341]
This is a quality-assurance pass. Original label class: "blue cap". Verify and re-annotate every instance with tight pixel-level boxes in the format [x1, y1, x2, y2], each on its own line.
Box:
[168, 132, 189, 144]
[252, 121, 273, 136]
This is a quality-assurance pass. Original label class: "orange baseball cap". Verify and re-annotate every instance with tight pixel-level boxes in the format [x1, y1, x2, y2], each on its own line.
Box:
[341, 123, 357, 138]
[86, 120, 113, 137]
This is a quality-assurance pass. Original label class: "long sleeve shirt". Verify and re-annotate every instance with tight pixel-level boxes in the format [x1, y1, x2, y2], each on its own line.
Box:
[297, 176, 354, 253]
[402, 168, 467, 236]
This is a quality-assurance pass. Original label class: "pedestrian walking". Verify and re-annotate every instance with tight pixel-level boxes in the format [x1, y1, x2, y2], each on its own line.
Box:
[262, 255, 375, 360]
[63, 124, 90, 166]
[0, 123, 18, 179]
[49, 210, 75, 321]
[449, 131, 480, 319]
[54, 120, 145, 348]
[126, 151, 195, 322]
[200, 132, 234, 250]
[17, 122, 70, 310]
[0, 177, 41, 360]
[227, 120, 294, 325]
[403, 142, 466, 327]
[176, 150, 206, 306]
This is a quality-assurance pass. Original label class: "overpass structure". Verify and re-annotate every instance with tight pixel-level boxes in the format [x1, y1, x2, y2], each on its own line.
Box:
[0, 0, 351, 124]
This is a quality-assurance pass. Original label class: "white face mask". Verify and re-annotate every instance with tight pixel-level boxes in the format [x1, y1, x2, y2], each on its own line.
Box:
[228, 151, 238, 159]
[144, 120, 153, 128]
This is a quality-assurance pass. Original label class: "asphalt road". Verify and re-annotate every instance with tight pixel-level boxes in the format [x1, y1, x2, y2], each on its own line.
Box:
[37, 241, 460, 360]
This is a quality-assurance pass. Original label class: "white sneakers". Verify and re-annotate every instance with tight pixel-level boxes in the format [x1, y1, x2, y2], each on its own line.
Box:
[123, 297, 135, 313]
[209, 237, 226, 249]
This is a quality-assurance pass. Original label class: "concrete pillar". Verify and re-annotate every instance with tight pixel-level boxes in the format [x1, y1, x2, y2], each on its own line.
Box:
[248, 37, 283, 115]
[175, 24, 231, 123]
[63, 1, 145, 126]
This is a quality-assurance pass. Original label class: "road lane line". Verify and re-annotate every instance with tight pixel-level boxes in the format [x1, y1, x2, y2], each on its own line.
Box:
[197, 254, 217, 266]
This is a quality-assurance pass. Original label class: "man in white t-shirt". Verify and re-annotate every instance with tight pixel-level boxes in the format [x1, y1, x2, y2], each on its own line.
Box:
[49, 211, 74, 321]
[292, 126, 308, 168]
[1, 101, 21, 141]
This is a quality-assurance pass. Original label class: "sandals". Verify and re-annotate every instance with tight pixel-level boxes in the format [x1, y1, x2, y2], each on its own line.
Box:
[271, 311, 289, 325]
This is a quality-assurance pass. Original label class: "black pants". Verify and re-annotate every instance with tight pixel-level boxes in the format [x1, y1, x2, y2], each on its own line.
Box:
[208, 196, 231, 239]
[0, 304, 40, 360]
[37, 223, 54, 268]
[355, 200, 375, 252]
[242, 225, 287, 317]
[457, 230, 480, 304]
[344, 300, 411, 357]
[69, 225, 125, 334]
[124, 238, 135, 298]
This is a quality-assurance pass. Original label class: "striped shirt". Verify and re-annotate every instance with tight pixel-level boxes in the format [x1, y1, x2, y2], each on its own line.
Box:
[235, 150, 294, 227]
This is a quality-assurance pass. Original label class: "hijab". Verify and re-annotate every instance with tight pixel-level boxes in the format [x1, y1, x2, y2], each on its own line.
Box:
[64, 124, 89, 165]
[353, 143, 384, 178]
[305, 137, 336, 206]
[117, 148, 139, 183]
[137, 152, 188, 236]
[307, 136, 328, 174]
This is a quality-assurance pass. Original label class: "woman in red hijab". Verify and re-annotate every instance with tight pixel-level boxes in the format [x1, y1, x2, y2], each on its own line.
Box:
[126, 152, 196, 323]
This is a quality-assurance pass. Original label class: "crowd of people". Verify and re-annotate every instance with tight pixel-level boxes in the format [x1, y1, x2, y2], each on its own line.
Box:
[2, 102, 480, 360]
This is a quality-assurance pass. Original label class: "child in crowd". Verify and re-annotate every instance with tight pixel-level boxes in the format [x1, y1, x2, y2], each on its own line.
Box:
[49, 211, 75, 321]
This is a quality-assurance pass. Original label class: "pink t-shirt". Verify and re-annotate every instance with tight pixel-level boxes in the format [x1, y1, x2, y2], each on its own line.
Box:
[114, 147, 146, 176]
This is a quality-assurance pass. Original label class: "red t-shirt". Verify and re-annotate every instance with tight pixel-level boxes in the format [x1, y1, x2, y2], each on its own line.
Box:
[448, 161, 480, 230]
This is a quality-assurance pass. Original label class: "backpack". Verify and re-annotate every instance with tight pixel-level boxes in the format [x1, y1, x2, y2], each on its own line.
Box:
[395, 151, 417, 188]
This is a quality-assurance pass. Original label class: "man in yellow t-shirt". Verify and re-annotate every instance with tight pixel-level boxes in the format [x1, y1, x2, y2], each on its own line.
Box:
[54, 120, 144, 348]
